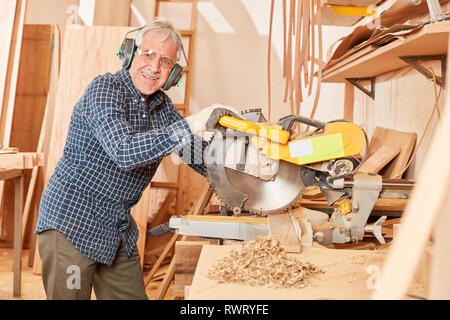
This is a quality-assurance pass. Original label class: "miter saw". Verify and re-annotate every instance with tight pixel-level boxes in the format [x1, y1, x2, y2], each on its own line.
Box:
[150, 109, 404, 246]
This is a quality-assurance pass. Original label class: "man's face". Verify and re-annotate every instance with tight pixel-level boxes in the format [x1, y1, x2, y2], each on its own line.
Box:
[129, 31, 178, 98]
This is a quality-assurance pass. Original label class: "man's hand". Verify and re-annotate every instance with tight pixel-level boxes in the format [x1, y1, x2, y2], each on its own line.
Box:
[185, 103, 241, 135]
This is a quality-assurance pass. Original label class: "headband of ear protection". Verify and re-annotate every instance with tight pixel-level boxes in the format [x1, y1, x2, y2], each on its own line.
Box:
[117, 26, 187, 91]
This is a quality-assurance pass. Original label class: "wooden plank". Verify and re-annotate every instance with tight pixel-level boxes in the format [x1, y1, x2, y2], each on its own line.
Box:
[0, 154, 23, 171]
[368, 127, 416, 179]
[13, 174, 23, 297]
[0, 0, 17, 118]
[0, 153, 43, 171]
[0, 170, 22, 181]
[173, 240, 209, 297]
[359, 145, 401, 173]
[300, 197, 408, 212]
[187, 244, 412, 300]
[0, 0, 26, 146]
[373, 46, 450, 299]
[268, 214, 301, 253]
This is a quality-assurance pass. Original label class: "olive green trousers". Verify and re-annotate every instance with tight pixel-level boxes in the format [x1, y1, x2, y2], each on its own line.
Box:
[38, 229, 147, 300]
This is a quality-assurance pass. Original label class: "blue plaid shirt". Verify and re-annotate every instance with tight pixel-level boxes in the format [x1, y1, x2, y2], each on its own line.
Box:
[36, 69, 207, 266]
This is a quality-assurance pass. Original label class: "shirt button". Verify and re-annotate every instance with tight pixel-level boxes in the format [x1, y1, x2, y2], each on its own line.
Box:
[182, 137, 188, 143]
[140, 98, 145, 102]
[133, 99, 138, 103]
[142, 114, 147, 118]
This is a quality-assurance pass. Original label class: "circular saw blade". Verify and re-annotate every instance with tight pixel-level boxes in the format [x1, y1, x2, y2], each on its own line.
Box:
[224, 160, 304, 216]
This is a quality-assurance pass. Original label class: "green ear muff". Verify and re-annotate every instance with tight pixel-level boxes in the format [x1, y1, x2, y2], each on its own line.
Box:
[117, 38, 136, 69]
[162, 63, 183, 91]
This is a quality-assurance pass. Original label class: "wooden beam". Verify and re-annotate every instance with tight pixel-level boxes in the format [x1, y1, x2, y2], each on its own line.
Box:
[173, 240, 209, 297]
[0, 0, 26, 146]
[0, 0, 17, 119]
[13, 174, 23, 297]
[359, 145, 401, 173]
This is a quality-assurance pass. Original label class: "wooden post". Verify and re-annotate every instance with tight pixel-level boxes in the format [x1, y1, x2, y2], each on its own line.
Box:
[13, 173, 23, 298]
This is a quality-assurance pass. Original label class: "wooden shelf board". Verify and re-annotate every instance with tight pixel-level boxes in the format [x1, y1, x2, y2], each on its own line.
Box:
[322, 21, 450, 83]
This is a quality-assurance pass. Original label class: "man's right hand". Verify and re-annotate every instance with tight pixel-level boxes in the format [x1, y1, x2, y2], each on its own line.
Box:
[185, 103, 241, 135]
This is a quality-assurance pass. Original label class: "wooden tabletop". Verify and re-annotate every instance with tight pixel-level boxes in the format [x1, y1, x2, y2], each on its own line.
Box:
[188, 244, 427, 300]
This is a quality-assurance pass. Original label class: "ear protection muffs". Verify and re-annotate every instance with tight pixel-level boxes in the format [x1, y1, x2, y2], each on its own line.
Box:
[117, 26, 186, 91]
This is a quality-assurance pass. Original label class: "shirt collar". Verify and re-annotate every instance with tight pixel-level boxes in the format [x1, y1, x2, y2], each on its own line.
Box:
[118, 68, 165, 111]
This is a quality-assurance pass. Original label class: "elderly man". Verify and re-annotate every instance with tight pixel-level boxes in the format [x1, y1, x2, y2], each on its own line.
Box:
[35, 18, 237, 300]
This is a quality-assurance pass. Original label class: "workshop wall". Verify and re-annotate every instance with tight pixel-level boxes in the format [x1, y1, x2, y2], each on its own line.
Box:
[353, 62, 448, 178]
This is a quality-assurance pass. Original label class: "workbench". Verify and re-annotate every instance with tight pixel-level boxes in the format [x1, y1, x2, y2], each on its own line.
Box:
[186, 244, 427, 300]
[0, 152, 43, 298]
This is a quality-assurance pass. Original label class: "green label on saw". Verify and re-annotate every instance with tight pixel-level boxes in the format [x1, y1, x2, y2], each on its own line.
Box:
[288, 133, 345, 165]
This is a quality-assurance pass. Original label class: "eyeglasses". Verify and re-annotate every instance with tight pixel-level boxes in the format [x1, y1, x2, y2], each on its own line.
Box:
[136, 48, 175, 68]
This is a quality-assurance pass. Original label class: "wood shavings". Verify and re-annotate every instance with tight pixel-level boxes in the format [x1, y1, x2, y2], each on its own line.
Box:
[207, 236, 323, 289]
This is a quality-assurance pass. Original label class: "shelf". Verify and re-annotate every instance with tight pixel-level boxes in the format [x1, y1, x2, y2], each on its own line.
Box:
[322, 20, 450, 83]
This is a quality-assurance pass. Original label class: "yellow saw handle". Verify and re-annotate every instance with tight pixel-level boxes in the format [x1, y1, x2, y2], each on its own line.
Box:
[218, 116, 291, 144]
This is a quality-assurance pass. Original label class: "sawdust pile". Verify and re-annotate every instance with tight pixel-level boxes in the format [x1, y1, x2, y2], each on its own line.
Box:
[207, 236, 323, 288]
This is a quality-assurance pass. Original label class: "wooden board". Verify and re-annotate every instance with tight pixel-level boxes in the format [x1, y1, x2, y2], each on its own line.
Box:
[173, 240, 209, 297]
[359, 144, 401, 173]
[268, 214, 301, 253]
[300, 197, 408, 212]
[368, 127, 417, 179]
[0, 0, 17, 119]
[0, 0, 26, 146]
[44, 26, 129, 181]
[187, 244, 425, 300]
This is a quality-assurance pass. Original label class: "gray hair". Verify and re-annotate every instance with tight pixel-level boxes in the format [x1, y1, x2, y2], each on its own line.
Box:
[135, 17, 183, 61]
